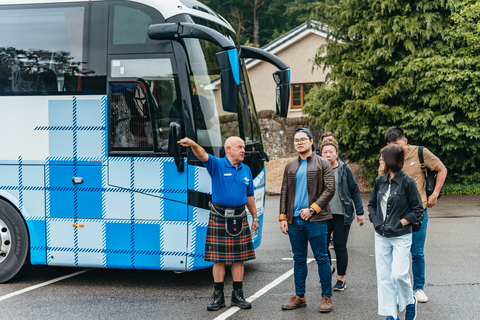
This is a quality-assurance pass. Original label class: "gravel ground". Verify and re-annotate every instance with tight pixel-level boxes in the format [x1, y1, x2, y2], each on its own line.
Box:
[264, 157, 370, 195]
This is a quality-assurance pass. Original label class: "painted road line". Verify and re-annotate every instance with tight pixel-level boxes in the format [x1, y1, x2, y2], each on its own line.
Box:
[0, 269, 92, 302]
[282, 257, 336, 261]
[214, 259, 315, 320]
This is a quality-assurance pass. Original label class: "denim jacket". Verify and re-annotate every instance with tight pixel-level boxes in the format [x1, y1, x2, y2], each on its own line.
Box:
[368, 170, 423, 237]
[335, 160, 364, 226]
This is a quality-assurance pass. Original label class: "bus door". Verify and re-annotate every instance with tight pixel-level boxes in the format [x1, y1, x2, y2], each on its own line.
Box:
[106, 55, 189, 271]
[45, 96, 108, 268]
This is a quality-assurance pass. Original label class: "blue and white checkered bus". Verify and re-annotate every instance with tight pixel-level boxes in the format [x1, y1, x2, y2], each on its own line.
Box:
[0, 0, 290, 281]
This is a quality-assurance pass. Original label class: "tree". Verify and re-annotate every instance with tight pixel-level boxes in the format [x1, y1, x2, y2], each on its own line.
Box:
[303, 0, 480, 183]
[202, 0, 300, 46]
[284, 0, 339, 24]
[244, 0, 266, 45]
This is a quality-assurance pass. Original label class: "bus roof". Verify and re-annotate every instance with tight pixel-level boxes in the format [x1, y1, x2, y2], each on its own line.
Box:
[0, 0, 235, 32]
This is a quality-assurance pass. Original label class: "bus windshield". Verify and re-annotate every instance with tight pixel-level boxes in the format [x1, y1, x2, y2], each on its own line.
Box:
[182, 18, 262, 157]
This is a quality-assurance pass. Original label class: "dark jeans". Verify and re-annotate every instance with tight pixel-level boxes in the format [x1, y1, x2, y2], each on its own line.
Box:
[327, 214, 351, 276]
[288, 217, 332, 297]
[411, 209, 428, 290]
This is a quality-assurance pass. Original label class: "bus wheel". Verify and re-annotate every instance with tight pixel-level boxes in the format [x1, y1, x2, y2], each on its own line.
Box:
[0, 200, 28, 283]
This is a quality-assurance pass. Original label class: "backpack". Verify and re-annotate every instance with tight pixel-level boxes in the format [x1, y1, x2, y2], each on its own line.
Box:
[418, 146, 443, 199]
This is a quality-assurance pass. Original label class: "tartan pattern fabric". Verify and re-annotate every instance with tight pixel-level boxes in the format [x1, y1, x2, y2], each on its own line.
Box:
[204, 211, 255, 263]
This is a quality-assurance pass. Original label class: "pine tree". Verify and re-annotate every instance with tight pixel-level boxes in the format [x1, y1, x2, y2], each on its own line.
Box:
[304, 0, 480, 182]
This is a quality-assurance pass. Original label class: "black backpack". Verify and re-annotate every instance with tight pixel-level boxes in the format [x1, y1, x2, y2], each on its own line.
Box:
[418, 146, 443, 199]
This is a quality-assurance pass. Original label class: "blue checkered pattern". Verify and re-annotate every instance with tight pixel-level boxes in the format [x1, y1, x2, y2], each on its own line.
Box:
[0, 95, 265, 272]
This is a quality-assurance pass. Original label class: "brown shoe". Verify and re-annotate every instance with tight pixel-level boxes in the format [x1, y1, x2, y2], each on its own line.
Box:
[319, 296, 333, 313]
[282, 295, 306, 310]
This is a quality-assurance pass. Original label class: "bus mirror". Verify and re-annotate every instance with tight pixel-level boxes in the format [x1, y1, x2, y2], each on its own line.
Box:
[215, 50, 239, 113]
[168, 122, 184, 172]
[239, 46, 290, 117]
[273, 70, 290, 118]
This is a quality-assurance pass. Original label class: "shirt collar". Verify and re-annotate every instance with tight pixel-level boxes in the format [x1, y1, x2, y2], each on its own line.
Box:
[223, 156, 243, 169]
[297, 152, 314, 162]
[380, 170, 403, 185]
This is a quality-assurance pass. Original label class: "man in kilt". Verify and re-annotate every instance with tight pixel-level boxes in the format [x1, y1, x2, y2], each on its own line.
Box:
[178, 136, 259, 311]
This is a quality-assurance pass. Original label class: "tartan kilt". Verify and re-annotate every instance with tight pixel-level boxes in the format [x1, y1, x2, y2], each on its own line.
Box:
[204, 210, 256, 263]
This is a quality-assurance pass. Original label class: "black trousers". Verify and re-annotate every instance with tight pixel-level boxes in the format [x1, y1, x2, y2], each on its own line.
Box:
[327, 214, 351, 276]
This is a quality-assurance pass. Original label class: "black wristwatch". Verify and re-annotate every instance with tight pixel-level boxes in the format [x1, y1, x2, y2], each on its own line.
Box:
[309, 208, 315, 215]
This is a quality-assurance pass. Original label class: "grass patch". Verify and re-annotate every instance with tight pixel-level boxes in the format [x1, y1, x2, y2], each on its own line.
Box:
[442, 183, 480, 195]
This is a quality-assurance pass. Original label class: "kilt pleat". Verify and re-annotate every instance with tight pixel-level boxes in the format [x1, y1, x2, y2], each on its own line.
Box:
[204, 211, 256, 263]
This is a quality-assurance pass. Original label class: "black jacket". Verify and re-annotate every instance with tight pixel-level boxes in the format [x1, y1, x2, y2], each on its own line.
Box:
[368, 170, 423, 237]
[335, 160, 364, 226]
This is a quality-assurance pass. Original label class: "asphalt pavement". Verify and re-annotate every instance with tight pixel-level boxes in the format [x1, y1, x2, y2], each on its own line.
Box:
[0, 194, 478, 319]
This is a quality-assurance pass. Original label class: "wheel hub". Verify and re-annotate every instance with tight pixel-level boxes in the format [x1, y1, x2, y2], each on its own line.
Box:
[0, 220, 12, 263]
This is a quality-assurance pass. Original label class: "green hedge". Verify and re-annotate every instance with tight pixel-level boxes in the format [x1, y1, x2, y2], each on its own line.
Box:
[442, 184, 480, 195]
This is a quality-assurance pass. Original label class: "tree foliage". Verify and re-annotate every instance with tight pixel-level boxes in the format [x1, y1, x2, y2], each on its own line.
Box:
[303, 0, 480, 183]
[201, 0, 330, 46]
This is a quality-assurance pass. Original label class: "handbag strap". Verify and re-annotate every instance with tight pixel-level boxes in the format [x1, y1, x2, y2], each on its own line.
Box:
[418, 146, 428, 179]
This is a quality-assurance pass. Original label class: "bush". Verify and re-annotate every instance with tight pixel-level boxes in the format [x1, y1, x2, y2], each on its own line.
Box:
[442, 183, 480, 195]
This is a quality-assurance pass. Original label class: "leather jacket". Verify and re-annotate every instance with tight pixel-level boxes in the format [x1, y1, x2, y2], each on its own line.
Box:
[368, 170, 424, 237]
[280, 153, 335, 224]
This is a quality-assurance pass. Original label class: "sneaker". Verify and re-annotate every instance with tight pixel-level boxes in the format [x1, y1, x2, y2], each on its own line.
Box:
[319, 296, 333, 313]
[414, 289, 428, 303]
[405, 296, 417, 320]
[231, 289, 252, 309]
[386, 316, 400, 320]
[333, 280, 346, 291]
[207, 290, 225, 311]
[281, 295, 306, 310]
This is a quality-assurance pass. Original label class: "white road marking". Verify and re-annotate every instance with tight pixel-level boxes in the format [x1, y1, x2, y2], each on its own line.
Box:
[214, 259, 315, 320]
[0, 269, 92, 302]
[282, 257, 336, 261]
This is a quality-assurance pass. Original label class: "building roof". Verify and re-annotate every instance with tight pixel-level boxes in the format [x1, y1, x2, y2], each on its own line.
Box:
[246, 20, 328, 69]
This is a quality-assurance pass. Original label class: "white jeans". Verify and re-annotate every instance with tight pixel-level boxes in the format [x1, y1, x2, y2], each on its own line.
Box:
[375, 232, 414, 317]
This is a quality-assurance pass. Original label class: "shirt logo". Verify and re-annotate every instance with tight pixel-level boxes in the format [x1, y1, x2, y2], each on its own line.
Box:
[410, 162, 415, 166]
[224, 173, 232, 176]
[244, 177, 250, 185]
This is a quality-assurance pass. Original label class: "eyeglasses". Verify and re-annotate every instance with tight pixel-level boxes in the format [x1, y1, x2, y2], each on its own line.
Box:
[294, 137, 310, 144]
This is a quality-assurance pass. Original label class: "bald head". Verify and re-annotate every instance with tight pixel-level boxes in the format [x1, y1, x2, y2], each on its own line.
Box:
[224, 136, 244, 149]
[224, 136, 245, 167]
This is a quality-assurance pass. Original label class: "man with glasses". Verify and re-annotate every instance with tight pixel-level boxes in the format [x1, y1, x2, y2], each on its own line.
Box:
[279, 128, 335, 313]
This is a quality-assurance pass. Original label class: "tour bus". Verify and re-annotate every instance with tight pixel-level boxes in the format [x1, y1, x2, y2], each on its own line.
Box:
[0, 0, 290, 282]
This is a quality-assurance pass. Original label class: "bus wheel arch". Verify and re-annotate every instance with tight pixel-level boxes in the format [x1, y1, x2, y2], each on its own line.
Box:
[0, 198, 29, 283]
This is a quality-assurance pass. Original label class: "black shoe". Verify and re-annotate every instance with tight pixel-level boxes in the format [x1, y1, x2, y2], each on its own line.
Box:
[207, 290, 225, 311]
[333, 280, 346, 291]
[231, 289, 252, 309]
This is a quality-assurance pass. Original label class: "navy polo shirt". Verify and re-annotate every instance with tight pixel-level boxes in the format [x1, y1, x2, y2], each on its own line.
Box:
[204, 154, 254, 207]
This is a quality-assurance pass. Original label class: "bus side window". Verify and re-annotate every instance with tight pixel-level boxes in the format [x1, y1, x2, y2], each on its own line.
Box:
[108, 57, 181, 154]
[110, 82, 153, 152]
[0, 5, 107, 96]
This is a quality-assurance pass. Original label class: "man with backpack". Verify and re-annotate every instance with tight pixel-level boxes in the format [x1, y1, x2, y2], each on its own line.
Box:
[379, 126, 447, 303]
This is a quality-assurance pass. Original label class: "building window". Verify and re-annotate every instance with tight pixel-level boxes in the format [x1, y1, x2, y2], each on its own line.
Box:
[291, 83, 322, 109]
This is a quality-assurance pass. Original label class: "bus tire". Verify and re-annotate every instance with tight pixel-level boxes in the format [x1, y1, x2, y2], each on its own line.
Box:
[0, 199, 28, 283]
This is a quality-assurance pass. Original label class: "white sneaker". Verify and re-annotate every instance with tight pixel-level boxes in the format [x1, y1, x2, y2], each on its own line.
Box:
[414, 289, 428, 303]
